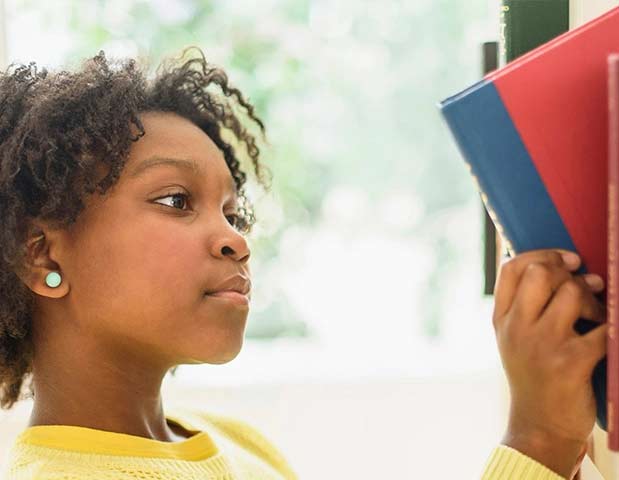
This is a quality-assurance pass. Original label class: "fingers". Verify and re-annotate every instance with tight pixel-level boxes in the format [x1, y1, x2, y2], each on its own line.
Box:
[508, 262, 572, 326]
[494, 249, 581, 322]
[569, 322, 609, 378]
[538, 278, 606, 340]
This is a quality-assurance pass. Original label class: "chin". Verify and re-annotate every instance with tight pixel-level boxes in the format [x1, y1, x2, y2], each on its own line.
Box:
[178, 320, 247, 365]
[186, 340, 244, 365]
[210, 354, 239, 365]
[181, 352, 240, 366]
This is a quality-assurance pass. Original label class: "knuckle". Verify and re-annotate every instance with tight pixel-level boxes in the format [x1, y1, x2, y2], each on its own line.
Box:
[524, 262, 551, 283]
[561, 279, 583, 299]
[545, 251, 564, 266]
[499, 258, 517, 278]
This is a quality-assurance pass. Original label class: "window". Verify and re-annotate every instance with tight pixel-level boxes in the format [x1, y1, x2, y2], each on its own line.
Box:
[4, 0, 502, 383]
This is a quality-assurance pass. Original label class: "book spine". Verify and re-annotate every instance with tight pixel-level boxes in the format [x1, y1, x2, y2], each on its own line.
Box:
[500, 0, 569, 66]
[499, 3, 509, 66]
[439, 85, 518, 258]
[608, 52, 619, 451]
[482, 42, 499, 295]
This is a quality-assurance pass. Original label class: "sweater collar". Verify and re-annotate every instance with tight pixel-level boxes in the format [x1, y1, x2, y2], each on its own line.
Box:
[15, 409, 219, 461]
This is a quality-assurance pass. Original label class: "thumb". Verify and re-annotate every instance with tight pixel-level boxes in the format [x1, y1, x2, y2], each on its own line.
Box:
[576, 322, 609, 375]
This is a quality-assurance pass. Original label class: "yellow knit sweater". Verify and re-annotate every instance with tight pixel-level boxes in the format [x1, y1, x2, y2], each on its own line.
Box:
[3, 407, 298, 479]
[482, 446, 577, 479]
[2, 407, 585, 479]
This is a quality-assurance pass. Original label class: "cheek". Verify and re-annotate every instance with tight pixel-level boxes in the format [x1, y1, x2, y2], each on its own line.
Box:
[69, 217, 204, 330]
[127, 225, 203, 295]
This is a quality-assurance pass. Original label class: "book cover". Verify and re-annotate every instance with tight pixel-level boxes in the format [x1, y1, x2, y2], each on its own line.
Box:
[438, 7, 619, 430]
[608, 52, 619, 449]
[500, 0, 569, 66]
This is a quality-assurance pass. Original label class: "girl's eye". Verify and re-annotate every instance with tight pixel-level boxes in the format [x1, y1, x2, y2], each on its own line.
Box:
[153, 191, 249, 233]
[153, 192, 190, 211]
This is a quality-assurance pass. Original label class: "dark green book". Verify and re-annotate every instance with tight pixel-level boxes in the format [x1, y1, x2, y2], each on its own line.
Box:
[500, 0, 569, 65]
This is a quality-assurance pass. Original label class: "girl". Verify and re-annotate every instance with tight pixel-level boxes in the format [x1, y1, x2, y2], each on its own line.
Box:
[0, 48, 608, 480]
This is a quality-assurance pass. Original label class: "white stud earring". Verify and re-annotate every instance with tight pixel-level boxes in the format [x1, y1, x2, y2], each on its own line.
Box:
[45, 271, 62, 288]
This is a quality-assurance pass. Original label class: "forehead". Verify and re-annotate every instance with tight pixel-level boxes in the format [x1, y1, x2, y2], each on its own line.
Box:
[125, 112, 236, 194]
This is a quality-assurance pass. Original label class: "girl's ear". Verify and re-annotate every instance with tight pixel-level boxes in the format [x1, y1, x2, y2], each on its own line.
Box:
[16, 223, 70, 299]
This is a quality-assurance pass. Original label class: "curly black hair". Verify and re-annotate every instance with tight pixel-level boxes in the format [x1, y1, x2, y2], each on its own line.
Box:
[0, 46, 272, 410]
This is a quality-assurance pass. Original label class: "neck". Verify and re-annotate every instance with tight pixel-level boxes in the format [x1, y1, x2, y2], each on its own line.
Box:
[27, 310, 184, 442]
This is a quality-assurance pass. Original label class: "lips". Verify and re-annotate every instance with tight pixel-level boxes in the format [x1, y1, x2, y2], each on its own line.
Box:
[205, 275, 251, 297]
[207, 290, 250, 306]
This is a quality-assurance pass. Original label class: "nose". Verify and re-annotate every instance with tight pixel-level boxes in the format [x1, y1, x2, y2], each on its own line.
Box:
[210, 218, 251, 263]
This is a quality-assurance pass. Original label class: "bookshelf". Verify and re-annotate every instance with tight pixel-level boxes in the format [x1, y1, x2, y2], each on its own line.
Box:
[485, 1, 619, 478]
[563, 2, 616, 479]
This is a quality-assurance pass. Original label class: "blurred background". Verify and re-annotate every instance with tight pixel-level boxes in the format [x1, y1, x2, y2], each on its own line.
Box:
[0, 0, 509, 477]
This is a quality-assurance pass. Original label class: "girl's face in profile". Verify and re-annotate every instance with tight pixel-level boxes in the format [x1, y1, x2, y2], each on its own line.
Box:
[38, 111, 252, 370]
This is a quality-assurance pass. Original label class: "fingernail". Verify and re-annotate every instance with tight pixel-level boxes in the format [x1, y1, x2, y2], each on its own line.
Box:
[583, 274, 604, 290]
[561, 251, 581, 268]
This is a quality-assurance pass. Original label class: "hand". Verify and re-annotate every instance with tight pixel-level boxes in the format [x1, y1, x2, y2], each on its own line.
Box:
[492, 249, 608, 479]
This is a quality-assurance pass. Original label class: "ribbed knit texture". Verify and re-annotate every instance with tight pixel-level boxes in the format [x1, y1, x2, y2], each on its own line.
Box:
[4, 408, 595, 479]
[481, 445, 565, 479]
[2, 407, 298, 480]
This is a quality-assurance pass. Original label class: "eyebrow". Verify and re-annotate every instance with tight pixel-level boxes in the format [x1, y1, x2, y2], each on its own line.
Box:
[130, 157, 203, 178]
[129, 156, 237, 197]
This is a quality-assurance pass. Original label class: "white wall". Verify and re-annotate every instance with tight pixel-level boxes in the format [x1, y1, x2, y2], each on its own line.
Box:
[570, 0, 619, 28]
[0, 0, 6, 69]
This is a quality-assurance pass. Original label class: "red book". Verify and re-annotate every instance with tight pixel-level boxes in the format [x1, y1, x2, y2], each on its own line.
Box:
[608, 52, 619, 450]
